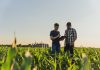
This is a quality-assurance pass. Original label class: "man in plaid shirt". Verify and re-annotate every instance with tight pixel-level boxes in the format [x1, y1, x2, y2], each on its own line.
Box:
[64, 22, 77, 57]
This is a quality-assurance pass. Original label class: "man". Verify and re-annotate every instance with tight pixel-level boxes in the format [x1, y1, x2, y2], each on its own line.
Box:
[64, 22, 77, 57]
[50, 23, 60, 53]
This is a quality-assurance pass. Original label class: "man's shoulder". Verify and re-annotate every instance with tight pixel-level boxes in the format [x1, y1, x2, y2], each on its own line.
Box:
[71, 28, 76, 31]
[50, 30, 54, 32]
[50, 30, 54, 33]
[50, 30, 54, 36]
[51, 30, 59, 33]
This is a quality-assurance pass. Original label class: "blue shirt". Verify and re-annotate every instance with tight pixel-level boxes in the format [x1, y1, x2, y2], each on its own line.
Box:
[50, 30, 60, 45]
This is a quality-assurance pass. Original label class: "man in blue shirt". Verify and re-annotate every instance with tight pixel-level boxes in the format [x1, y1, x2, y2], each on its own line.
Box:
[50, 23, 60, 53]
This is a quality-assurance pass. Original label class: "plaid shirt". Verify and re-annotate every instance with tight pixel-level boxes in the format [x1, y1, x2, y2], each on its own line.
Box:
[64, 28, 77, 45]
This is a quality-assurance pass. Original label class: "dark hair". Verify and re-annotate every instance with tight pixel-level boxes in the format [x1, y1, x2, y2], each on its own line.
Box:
[67, 22, 71, 26]
[54, 23, 59, 26]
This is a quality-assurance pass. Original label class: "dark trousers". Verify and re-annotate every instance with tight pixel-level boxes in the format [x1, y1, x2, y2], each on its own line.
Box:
[64, 44, 74, 56]
[52, 43, 60, 53]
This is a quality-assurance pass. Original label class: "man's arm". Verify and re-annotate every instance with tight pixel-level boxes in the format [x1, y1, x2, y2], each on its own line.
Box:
[59, 30, 67, 41]
[73, 29, 77, 42]
[58, 30, 67, 41]
[71, 29, 77, 45]
[50, 34, 60, 40]
[50, 31, 60, 40]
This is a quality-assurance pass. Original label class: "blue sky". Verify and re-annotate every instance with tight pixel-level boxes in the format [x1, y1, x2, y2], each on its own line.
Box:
[0, 0, 100, 47]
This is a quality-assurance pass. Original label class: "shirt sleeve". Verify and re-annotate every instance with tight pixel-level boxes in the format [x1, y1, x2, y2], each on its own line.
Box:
[50, 31, 53, 36]
[73, 29, 77, 40]
[64, 30, 67, 36]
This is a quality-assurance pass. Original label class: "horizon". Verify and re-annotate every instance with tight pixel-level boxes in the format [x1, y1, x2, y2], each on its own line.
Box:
[0, 0, 100, 48]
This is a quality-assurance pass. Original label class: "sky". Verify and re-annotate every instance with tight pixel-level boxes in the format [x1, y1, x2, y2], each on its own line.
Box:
[0, 0, 100, 47]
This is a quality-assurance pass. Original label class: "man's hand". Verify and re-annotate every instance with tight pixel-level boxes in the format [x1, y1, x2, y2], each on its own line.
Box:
[59, 36, 66, 41]
[50, 34, 60, 40]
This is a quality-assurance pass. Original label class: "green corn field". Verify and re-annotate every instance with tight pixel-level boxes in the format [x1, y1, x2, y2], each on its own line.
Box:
[0, 46, 100, 70]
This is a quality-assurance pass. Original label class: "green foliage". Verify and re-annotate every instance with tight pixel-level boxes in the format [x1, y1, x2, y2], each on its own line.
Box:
[0, 46, 100, 70]
[1, 47, 17, 70]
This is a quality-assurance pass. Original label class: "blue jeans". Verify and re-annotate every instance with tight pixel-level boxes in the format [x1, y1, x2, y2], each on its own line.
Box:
[52, 43, 60, 53]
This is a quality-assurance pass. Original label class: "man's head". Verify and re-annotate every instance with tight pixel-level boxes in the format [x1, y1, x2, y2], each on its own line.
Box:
[66, 22, 71, 29]
[54, 23, 59, 31]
